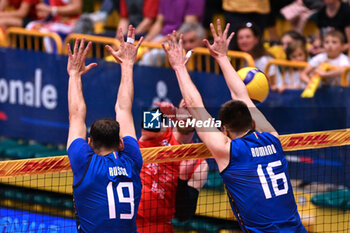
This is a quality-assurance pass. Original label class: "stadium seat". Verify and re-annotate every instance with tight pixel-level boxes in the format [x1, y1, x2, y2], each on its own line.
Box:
[0, 139, 25, 156]
[311, 189, 350, 210]
[188, 219, 221, 232]
[34, 149, 67, 158]
[204, 171, 224, 191]
[3, 143, 54, 159]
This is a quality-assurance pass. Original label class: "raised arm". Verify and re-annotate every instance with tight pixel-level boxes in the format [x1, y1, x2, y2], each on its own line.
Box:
[106, 25, 143, 139]
[204, 19, 278, 137]
[162, 32, 230, 171]
[66, 39, 97, 149]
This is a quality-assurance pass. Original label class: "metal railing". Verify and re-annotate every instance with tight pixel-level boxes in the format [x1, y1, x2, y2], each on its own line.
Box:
[64, 33, 120, 59]
[5, 27, 63, 54]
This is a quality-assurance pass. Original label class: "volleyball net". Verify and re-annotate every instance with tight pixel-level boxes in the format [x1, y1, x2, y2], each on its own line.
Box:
[0, 129, 349, 232]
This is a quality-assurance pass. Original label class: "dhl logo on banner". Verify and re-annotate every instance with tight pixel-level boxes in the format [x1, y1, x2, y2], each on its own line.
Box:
[280, 128, 350, 151]
[0, 129, 349, 178]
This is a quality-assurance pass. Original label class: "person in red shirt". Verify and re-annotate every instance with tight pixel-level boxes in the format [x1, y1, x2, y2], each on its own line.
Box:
[118, 0, 160, 36]
[0, 0, 39, 29]
[26, 0, 82, 35]
[136, 100, 208, 233]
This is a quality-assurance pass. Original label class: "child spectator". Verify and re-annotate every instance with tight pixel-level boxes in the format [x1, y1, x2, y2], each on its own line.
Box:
[275, 41, 309, 93]
[301, 30, 350, 86]
[0, 0, 39, 29]
[281, 30, 307, 53]
[312, 0, 350, 56]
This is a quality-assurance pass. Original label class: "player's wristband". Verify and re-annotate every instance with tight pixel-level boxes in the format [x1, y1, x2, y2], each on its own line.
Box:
[51, 6, 58, 16]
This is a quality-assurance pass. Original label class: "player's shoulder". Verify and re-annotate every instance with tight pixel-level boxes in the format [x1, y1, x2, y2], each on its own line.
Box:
[121, 136, 143, 168]
[68, 138, 93, 156]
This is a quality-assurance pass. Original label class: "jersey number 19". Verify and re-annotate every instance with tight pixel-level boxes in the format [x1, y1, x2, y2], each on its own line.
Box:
[106, 182, 135, 219]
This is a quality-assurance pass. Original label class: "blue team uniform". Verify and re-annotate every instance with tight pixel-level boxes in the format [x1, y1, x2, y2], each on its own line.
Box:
[68, 136, 143, 233]
[220, 131, 307, 233]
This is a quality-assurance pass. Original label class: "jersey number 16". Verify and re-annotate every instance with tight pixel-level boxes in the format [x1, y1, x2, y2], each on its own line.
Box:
[257, 160, 289, 199]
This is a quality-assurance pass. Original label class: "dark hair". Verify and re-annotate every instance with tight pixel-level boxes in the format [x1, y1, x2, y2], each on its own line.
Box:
[324, 29, 345, 44]
[285, 41, 307, 61]
[233, 22, 267, 59]
[281, 30, 306, 46]
[218, 100, 253, 133]
[90, 118, 120, 151]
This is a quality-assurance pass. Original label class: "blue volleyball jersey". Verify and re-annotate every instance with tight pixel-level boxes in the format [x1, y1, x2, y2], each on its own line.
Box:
[68, 136, 143, 233]
[220, 131, 306, 233]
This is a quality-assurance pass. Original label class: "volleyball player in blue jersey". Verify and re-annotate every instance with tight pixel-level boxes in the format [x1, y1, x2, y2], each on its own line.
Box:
[162, 19, 307, 233]
[66, 25, 144, 232]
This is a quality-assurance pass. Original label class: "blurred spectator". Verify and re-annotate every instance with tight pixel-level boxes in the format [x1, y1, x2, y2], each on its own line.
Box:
[138, 0, 205, 66]
[275, 41, 309, 93]
[0, 0, 39, 29]
[117, 0, 159, 36]
[88, 0, 119, 23]
[266, 0, 293, 42]
[280, 0, 323, 34]
[178, 22, 206, 51]
[281, 30, 307, 52]
[0, 0, 20, 12]
[222, 0, 270, 49]
[143, 0, 205, 43]
[203, 0, 222, 29]
[311, 0, 350, 56]
[233, 21, 282, 85]
[139, 15, 205, 66]
[73, 0, 119, 34]
[26, 0, 82, 36]
[301, 30, 350, 86]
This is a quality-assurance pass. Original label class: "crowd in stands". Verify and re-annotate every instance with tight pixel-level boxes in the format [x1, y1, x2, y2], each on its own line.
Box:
[1, 0, 350, 92]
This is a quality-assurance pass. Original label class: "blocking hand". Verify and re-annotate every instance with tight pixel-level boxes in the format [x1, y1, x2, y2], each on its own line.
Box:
[67, 38, 97, 77]
[106, 25, 144, 65]
[203, 19, 234, 59]
[154, 101, 176, 118]
[162, 31, 190, 70]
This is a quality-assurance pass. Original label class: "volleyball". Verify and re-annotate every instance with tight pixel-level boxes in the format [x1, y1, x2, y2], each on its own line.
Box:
[237, 67, 269, 102]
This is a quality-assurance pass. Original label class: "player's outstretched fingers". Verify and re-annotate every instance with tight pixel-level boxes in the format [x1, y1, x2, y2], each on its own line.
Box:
[179, 34, 184, 51]
[162, 43, 169, 55]
[105, 45, 122, 63]
[82, 41, 92, 59]
[78, 38, 85, 57]
[131, 27, 135, 40]
[209, 23, 217, 39]
[167, 34, 173, 50]
[85, 63, 98, 73]
[117, 27, 124, 44]
[227, 32, 235, 45]
[223, 23, 230, 38]
[216, 19, 222, 36]
[73, 38, 80, 55]
[171, 30, 177, 47]
[136, 36, 144, 50]
[67, 43, 72, 57]
[127, 24, 133, 38]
